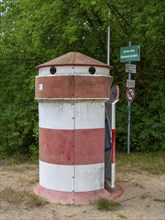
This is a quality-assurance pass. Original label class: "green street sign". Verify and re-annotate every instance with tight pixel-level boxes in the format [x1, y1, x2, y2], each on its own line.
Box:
[120, 45, 140, 62]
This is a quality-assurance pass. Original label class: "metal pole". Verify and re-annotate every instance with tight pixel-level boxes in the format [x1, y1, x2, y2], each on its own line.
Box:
[127, 41, 131, 154]
[107, 9, 110, 65]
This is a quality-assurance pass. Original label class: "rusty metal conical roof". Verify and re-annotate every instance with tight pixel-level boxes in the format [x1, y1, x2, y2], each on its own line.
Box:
[36, 52, 111, 69]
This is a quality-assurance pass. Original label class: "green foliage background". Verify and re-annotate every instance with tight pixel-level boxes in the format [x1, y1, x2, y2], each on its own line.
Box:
[0, 0, 165, 158]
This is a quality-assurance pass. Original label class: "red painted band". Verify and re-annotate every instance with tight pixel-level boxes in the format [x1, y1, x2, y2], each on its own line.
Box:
[39, 128, 74, 165]
[35, 76, 112, 99]
[39, 128, 104, 165]
[74, 76, 111, 99]
[111, 129, 116, 163]
[75, 128, 104, 165]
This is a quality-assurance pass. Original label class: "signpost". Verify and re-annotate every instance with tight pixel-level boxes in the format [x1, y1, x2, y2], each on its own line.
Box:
[120, 41, 140, 154]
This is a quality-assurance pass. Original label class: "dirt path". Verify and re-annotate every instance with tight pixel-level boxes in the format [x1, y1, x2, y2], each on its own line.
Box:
[0, 162, 164, 220]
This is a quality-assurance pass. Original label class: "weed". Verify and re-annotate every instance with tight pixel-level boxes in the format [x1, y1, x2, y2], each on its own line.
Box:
[140, 194, 151, 199]
[116, 177, 128, 183]
[134, 182, 145, 189]
[92, 198, 121, 211]
[153, 198, 165, 203]
[26, 192, 48, 208]
[117, 213, 127, 219]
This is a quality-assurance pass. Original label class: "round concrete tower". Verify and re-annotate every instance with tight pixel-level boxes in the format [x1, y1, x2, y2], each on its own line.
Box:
[34, 52, 122, 204]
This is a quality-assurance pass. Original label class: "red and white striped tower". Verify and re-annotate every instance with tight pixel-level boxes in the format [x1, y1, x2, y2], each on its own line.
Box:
[34, 52, 122, 204]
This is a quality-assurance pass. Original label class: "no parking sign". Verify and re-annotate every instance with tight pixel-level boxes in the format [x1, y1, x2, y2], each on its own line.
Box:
[126, 88, 135, 102]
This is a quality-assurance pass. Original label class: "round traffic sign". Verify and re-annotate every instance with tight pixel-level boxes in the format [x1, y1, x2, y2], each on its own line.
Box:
[126, 88, 135, 102]
[108, 85, 120, 104]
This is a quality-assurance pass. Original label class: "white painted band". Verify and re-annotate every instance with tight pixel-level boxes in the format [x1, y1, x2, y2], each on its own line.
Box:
[39, 160, 104, 192]
[39, 66, 110, 76]
[39, 160, 74, 192]
[111, 163, 115, 188]
[39, 101, 105, 130]
[75, 163, 104, 192]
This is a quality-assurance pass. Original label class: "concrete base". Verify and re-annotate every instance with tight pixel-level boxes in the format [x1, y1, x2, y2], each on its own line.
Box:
[33, 183, 124, 205]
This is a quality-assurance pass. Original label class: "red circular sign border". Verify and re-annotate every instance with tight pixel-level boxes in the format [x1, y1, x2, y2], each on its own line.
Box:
[126, 88, 135, 102]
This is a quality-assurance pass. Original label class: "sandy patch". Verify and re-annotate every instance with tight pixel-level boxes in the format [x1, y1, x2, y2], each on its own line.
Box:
[0, 162, 164, 220]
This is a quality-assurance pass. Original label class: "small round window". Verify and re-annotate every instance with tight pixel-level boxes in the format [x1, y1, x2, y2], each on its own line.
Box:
[89, 66, 96, 75]
[50, 66, 56, 75]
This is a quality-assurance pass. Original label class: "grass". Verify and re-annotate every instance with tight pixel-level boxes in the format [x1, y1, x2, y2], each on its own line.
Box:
[92, 198, 121, 211]
[0, 154, 39, 166]
[0, 155, 32, 165]
[116, 152, 165, 175]
[0, 155, 38, 173]
[0, 187, 48, 209]
[117, 214, 127, 219]
[140, 194, 151, 200]
[6, 164, 37, 173]
[134, 182, 145, 189]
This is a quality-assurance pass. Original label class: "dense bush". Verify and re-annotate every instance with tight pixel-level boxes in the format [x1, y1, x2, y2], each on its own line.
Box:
[0, 0, 164, 158]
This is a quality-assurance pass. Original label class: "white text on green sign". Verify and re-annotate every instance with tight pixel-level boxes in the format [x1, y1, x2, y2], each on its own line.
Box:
[120, 45, 140, 62]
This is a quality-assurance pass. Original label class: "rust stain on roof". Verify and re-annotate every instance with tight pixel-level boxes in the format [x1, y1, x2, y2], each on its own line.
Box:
[36, 52, 111, 69]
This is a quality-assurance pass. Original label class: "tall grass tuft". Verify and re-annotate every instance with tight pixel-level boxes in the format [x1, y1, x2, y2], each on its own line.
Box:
[92, 198, 121, 211]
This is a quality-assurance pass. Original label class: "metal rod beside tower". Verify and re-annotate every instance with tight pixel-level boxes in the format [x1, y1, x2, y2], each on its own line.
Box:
[107, 9, 110, 65]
